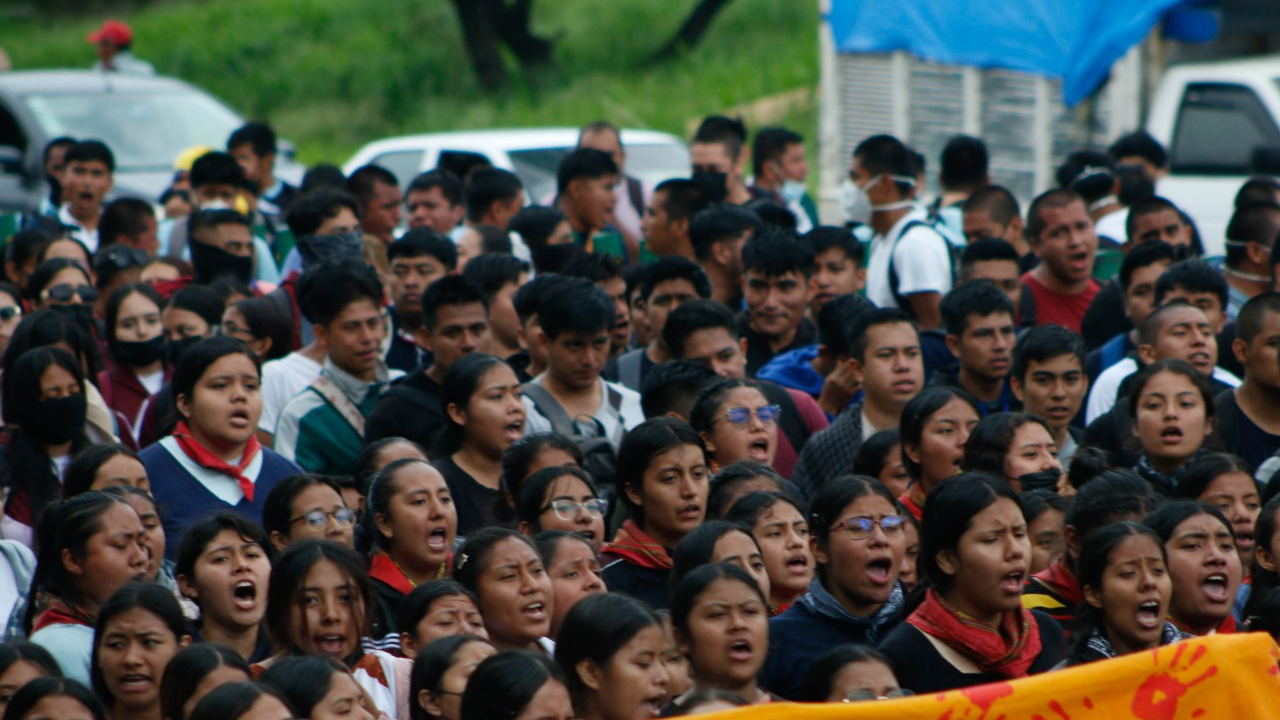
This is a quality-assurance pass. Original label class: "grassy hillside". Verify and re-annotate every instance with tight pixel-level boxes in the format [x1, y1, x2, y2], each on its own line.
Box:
[0, 0, 819, 166]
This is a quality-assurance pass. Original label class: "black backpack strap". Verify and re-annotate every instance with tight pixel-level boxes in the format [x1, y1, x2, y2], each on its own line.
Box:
[617, 351, 644, 392]
[887, 219, 935, 319]
[1019, 282, 1038, 328]
[521, 383, 580, 438]
[759, 381, 808, 455]
[626, 176, 645, 217]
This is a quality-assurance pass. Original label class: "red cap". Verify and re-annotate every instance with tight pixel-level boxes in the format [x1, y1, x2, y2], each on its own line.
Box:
[87, 20, 132, 46]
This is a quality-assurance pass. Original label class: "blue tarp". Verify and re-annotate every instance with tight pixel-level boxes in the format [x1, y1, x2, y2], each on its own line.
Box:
[828, 0, 1184, 105]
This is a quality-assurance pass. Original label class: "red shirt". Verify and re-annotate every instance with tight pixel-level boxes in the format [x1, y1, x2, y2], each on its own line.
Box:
[1021, 272, 1100, 333]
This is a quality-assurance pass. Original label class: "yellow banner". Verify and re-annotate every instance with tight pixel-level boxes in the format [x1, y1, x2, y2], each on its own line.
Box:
[719, 633, 1280, 720]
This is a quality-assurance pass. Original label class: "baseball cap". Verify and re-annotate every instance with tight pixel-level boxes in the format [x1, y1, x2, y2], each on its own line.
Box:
[87, 20, 133, 46]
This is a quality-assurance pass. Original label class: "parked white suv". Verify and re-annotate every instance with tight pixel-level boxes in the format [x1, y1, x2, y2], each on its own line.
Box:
[342, 128, 691, 202]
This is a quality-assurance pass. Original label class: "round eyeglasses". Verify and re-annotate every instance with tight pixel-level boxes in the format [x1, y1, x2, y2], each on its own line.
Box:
[290, 508, 357, 529]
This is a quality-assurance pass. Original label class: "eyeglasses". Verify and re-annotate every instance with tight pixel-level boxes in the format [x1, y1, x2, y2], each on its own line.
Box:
[42, 284, 97, 304]
[844, 688, 914, 702]
[714, 404, 782, 428]
[0, 306, 21, 322]
[830, 515, 907, 540]
[542, 499, 608, 521]
[290, 508, 357, 529]
[101, 246, 150, 269]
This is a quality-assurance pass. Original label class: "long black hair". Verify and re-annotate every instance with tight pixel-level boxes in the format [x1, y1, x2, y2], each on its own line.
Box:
[103, 282, 164, 360]
[515, 467, 599, 532]
[670, 521, 758, 592]
[1, 308, 100, 379]
[0, 641, 60, 680]
[358, 458, 447, 555]
[799, 644, 895, 702]
[1068, 522, 1168, 665]
[63, 444, 144, 499]
[434, 354, 510, 457]
[188, 682, 294, 720]
[962, 412, 1055, 482]
[4, 677, 105, 720]
[91, 583, 191, 706]
[808, 475, 898, 587]
[159, 643, 251, 720]
[168, 336, 261, 438]
[258, 656, 350, 719]
[1063, 467, 1160, 574]
[1244, 495, 1280, 623]
[265, 540, 372, 665]
[460, 651, 567, 720]
[410, 635, 492, 720]
[614, 417, 707, 527]
[899, 386, 979, 483]
[554, 594, 662, 708]
[919, 473, 1022, 595]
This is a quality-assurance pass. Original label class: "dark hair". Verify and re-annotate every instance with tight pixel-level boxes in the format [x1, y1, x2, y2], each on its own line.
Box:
[27, 258, 91, 303]
[410, 635, 490, 720]
[556, 149, 618, 196]
[853, 430, 902, 480]
[964, 185, 1021, 228]
[188, 682, 294, 720]
[537, 277, 614, 341]
[390, 228, 459, 269]
[1145, 500, 1234, 546]
[723, 491, 807, 535]
[940, 135, 989, 190]
[500, 433, 584, 513]
[554, 594, 662, 705]
[808, 475, 899, 586]
[171, 337, 261, 423]
[802, 226, 863, 270]
[4, 677, 105, 720]
[1125, 359, 1216, 426]
[1172, 453, 1254, 502]
[228, 122, 277, 158]
[160, 643, 251, 720]
[1026, 189, 1085, 243]
[103, 282, 163, 357]
[653, 179, 709, 225]
[3, 347, 90, 521]
[363, 458, 439, 553]
[434, 354, 510, 457]
[705, 462, 785, 519]
[296, 262, 383, 328]
[2, 308, 95, 376]
[5, 230, 54, 292]
[920, 473, 1022, 593]
[1020, 488, 1069, 526]
[64, 140, 115, 173]
[851, 135, 916, 198]
[166, 284, 225, 331]
[347, 165, 399, 202]
[637, 257, 711, 303]
[1011, 325, 1085, 385]
[688, 378, 764, 435]
[1064, 467, 1160, 570]
[751, 127, 803, 178]
[815, 294, 876, 361]
[509, 207, 567, 250]
[516, 467, 598, 531]
[740, 229, 812, 279]
[407, 170, 463, 207]
[258, 656, 349, 719]
[173, 511, 271, 588]
[939, 279, 1014, 337]
[1056, 150, 1115, 204]
[640, 360, 717, 420]
[91, 583, 190, 705]
[1152, 259, 1228, 312]
[1245, 495, 1280, 623]
[420, 275, 489, 334]
[692, 115, 747, 159]
[1118, 240, 1177, 294]
[396, 580, 480, 643]
[1125, 197, 1183, 244]
[1245, 586, 1280, 637]
[189, 152, 243, 190]
[464, 168, 523, 225]
[661, 299, 737, 359]
[532, 531, 594, 574]
[454, 528, 541, 597]
[847, 308, 915, 364]
[670, 563, 766, 637]
[961, 238, 1019, 270]
[1236, 178, 1280, 208]
[97, 198, 155, 249]
[1236, 293, 1280, 349]
[228, 296, 293, 362]
[24, 493, 131, 632]
[1225, 201, 1280, 269]
[899, 386, 980, 482]
[1109, 130, 1167, 169]
[0, 641, 60, 681]
[1069, 521, 1167, 664]
[261, 474, 345, 545]
[285, 189, 362, 239]
[689, 206, 762, 262]
[265, 541, 371, 661]
[560, 253, 625, 285]
[460, 651, 565, 720]
[462, 255, 530, 305]
[512, 274, 569, 325]
[614, 418, 707, 525]
[798, 644, 894, 702]
[63, 444, 142, 499]
[962, 412, 1055, 482]
[670, 521, 758, 590]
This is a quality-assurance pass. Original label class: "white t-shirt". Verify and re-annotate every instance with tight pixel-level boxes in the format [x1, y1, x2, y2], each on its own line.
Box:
[1095, 207, 1130, 245]
[866, 209, 953, 310]
[260, 351, 324, 433]
[522, 377, 644, 452]
[137, 369, 165, 396]
[1086, 357, 1241, 423]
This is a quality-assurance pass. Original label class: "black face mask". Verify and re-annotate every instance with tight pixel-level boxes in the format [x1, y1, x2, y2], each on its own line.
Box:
[190, 239, 253, 286]
[297, 231, 364, 269]
[115, 335, 166, 368]
[166, 335, 203, 368]
[26, 394, 87, 445]
[691, 170, 729, 204]
[1018, 468, 1064, 493]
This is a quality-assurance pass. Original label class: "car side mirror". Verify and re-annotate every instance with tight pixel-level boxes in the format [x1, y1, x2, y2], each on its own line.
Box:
[0, 146, 22, 175]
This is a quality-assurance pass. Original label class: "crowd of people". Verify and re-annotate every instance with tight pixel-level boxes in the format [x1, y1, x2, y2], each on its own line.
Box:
[0, 100, 1277, 720]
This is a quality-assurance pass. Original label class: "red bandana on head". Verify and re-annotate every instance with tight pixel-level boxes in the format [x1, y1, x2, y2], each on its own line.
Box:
[173, 420, 261, 502]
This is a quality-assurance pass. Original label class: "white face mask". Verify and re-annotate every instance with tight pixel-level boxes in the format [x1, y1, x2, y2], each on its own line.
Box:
[199, 198, 232, 211]
[779, 179, 806, 204]
[841, 178, 872, 225]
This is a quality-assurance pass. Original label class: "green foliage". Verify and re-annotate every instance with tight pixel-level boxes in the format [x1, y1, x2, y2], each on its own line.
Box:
[0, 0, 817, 165]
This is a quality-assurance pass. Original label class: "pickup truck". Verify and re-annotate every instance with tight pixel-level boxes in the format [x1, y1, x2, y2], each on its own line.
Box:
[1146, 55, 1280, 258]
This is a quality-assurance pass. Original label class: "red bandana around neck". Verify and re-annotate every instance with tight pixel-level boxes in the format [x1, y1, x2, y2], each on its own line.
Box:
[173, 420, 261, 502]
[601, 520, 673, 571]
[31, 592, 95, 634]
[1033, 556, 1082, 607]
[908, 589, 1043, 678]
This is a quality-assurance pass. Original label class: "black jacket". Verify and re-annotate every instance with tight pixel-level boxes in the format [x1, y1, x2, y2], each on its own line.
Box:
[364, 368, 445, 449]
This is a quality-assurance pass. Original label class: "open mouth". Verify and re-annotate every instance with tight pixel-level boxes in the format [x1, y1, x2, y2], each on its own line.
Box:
[727, 639, 753, 662]
[1202, 573, 1229, 603]
[233, 580, 256, 609]
[505, 418, 525, 437]
[522, 601, 547, 620]
[1000, 569, 1026, 593]
[1187, 352, 1211, 367]
[678, 504, 702, 521]
[315, 634, 347, 655]
[426, 526, 449, 551]
[1069, 251, 1090, 269]
[641, 697, 664, 718]
[1236, 528, 1256, 550]
[747, 437, 770, 461]
[1136, 600, 1162, 630]
[865, 558, 893, 585]
[785, 554, 810, 575]
[228, 408, 251, 428]
[1160, 426, 1184, 444]
[576, 529, 596, 542]
[117, 673, 151, 691]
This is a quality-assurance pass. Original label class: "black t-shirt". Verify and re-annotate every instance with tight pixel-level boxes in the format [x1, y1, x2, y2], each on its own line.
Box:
[737, 314, 817, 377]
[433, 455, 499, 536]
[1080, 279, 1129, 351]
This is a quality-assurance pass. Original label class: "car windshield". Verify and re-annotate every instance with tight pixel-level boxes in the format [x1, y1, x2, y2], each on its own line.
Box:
[507, 142, 690, 201]
[21, 89, 243, 172]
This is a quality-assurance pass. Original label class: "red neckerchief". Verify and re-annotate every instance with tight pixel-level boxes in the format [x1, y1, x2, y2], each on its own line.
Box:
[898, 487, 924, 523]
[1030, 556, 1082, 607]
[601, 520, 673, 571]
[908, 589, 1043, 679]
[1171, 612, 1238, 636]
[173, 420, 262, 502]
[31, 592, 95, 633]
[152, 276, 193, 301]
[368, 550, 452, 596]
[280, 272, 302, 350]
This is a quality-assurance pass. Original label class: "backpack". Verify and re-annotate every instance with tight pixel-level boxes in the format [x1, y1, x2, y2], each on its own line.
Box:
[886, 219, 962, 320]
[521, 382, 624, 495]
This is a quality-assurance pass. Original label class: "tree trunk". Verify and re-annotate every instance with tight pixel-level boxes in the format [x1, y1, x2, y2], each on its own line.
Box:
[494, 0, 556, 70]
[651, 0, 734, 61]
[451, 0, 508, 91]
